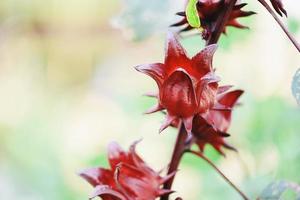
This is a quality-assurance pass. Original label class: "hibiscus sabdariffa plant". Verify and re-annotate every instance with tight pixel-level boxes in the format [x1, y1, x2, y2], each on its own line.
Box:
[80, 0, 300, 199]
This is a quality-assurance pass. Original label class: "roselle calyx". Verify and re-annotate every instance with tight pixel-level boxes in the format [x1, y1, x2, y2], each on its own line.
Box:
[191, 87, 243, 155]
[135, 32, 220, 134]
[172, 0, 255, 40]
[79, 141, 174, 200]
[166, 86, 243, 155]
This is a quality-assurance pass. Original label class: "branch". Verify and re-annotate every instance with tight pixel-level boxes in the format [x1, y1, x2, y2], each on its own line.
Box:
[206, 0, 238, 45]
[257, 0, 300, 53]
[161, 2, 240, 198]
[187, 150, 250, 200]
[160, 122, 188, 200]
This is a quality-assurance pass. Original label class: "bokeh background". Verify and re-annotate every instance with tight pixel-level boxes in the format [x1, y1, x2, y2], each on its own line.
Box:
[0, 0, 299, 199]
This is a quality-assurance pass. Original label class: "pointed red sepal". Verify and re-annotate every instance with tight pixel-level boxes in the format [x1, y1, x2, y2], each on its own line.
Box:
[89, 185, 125, 200]
[170, 18, 187, 27]
[128, 140, 147, 168]
[183, 115, 194, 134]
[195, 77, 219, 113]
[175, 11, 186, 16]
[164, 32, 189, 72]
[157, 189, 175, 197]
[197, 142, 205, 153]
[201, 72, 221, 84]
[270, 0, 287, 17]
[227, 20, 249, 29]
[79, 167, 114, 187]
[219, 132, 231, 137]
[159, 170, 177, 184]
[234, 3, 247, 10]
[218, 90, 244, 107]
[211, 102, 232, 111]
[144, 104, 164, 114]
[135, 63, 165, 87]
[179, 25, 194, 32]
[217, 85, 233, 94]
[231, 6, 256, 18]
[223, 142, 238, 152]
[159, 114, 177, 133]
[107, 142, 132, 170]
[216, 148, 226, 157]
[191, 44, 218, 78]
[143, 92, 158, 98]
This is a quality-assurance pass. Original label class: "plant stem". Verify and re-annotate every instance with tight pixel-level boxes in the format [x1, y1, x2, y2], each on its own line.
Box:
[161, 3, 240, 199]
[257, 0, 300, 53]
[160, 122, 188, 200]
[188, 150, 250, 200]
[206, 0, 238, 45]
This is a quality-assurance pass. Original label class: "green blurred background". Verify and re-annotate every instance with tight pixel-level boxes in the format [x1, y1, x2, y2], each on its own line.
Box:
[0, 0, 299, 199]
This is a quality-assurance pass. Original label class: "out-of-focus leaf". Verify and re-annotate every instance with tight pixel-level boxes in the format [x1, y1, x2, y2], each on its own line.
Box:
[113, 0, 175, 41]
[288, 18, 300, 34]
[258, 181, 300, 200]
[186, 0, 201, 28]
[291, 68, 300, 105]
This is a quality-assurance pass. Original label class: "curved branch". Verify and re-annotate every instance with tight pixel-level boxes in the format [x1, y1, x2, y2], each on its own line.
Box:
[257, 0, 300, 52]
[160, 122, 188, 200]
[206, 0, 238, 45]
[187, 150, 250, 200]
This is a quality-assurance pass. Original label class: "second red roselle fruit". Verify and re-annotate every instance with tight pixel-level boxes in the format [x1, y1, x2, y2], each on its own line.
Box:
[79, 141, 174, 200]
[135, 32, 220, 133]
[166, 86, 243, 156]
[191, 87, 243, 155]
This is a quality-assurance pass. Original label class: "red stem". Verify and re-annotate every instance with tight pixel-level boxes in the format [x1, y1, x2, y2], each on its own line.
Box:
[160, 122, 187, 200]
[188, 150, 250, 200]
[161, 1, 240, 199]
[206, 0, 238, 45]
[257, 0, 300, 53]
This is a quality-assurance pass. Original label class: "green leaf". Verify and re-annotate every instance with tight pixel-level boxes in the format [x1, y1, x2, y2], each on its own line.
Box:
[186, 0, 201, 28]
[258, 181, 300, 200]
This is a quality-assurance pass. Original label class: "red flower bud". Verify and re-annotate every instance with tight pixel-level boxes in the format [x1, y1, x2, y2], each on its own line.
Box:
[135, 32, 220, 133]
[79, 141, 174, 200]
[171, 0, 255, 39]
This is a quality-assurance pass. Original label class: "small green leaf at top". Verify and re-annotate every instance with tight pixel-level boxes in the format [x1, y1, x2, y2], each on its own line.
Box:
[186, 0, 201, 28]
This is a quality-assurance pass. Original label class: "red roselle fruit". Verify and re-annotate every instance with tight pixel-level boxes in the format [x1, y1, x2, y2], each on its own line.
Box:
[147, 86, 243, 156]
[135, 32, 221, 134]
[171, 0, 255, 39]
[79, 141, 174, 200]
[190, 87, 243, 156]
